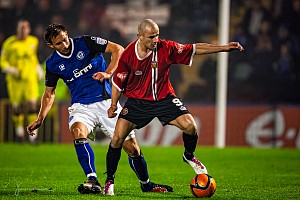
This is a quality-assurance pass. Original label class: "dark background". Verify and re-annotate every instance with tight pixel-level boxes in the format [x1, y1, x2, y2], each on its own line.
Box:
[1, 0, 299, 105]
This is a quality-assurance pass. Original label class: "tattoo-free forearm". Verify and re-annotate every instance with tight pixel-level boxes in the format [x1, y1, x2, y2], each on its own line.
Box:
[37, 87, 56, 123]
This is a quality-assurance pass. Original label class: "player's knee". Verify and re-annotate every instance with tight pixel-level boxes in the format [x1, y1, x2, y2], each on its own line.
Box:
[123, 140, 140, 157]
[72, 127, 86, 139]
[126, 149, 140, 157]
[182, 123, 197, 135]
[111, 134, 126, 148]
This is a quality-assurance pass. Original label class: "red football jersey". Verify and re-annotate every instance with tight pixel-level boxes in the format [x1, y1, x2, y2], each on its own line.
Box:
[112, 39, 195, 101]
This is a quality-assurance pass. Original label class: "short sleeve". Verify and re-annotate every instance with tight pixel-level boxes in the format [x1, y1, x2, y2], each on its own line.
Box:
[45, 67, 60, 87]
[83, 35, 108, 53]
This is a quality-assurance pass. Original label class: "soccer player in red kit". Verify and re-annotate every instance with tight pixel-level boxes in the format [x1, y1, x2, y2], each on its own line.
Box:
[101, 18, 244, 194]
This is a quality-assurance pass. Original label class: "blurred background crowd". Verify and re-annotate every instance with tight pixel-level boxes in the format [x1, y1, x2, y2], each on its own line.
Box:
[0, 0, 299, 105]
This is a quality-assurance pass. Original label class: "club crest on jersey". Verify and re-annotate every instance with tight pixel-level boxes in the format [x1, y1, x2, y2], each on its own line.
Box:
[121, 108, 128, 115]
[151, 61, 158, 68]
[69, 116, 74, 122]
[76, 51, 85, 60]
[59, 64, 65, 71]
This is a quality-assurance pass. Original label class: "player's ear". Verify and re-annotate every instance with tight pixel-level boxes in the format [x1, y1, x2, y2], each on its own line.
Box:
[137, 33, 142, 40]
[47, 43, 54, 49]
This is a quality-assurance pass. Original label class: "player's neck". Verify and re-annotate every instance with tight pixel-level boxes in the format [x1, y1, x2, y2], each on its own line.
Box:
[137, 41, 152, 59]
[17, 34, 28, 40]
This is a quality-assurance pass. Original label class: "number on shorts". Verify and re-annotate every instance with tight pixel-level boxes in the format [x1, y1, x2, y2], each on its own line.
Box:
[172, 98, 183, 107]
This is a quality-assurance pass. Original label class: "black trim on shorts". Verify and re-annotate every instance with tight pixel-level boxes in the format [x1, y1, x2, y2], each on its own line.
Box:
[119, 95, 190, 129]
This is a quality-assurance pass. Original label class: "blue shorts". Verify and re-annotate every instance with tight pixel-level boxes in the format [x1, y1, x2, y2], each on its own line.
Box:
[119, 95, 190, 129]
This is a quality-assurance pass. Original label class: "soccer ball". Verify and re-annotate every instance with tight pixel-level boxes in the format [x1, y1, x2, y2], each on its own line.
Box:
[190, 174, 216, 198]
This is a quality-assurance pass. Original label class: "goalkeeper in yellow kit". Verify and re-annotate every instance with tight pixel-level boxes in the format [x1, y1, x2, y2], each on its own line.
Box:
[0, 19, 44, 143]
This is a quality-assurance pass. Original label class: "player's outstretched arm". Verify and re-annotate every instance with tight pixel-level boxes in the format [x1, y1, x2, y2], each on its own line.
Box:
[195, 42, 244, 55]
[26, 86, 56, 135]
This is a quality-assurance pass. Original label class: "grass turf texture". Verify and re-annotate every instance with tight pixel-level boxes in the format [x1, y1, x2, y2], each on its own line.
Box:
[0, 144, 299, 199]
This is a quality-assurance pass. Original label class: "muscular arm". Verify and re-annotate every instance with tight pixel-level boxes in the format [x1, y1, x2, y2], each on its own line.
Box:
[26, 86, 56, 134]
[105, 41, 124, 75]
[92, 41, 124, 81]
[195, 42, 244, 55]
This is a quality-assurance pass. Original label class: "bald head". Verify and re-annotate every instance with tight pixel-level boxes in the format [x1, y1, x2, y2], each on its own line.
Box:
[138, 19, 159, 35]
[137, 19, 160, 51]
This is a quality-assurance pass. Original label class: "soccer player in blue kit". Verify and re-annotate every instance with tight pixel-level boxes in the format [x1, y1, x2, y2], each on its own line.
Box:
[26, 23, 173, 195]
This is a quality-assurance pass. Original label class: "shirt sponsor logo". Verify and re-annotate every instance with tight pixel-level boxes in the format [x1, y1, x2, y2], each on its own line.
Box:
[91, 36, 107, 45]
[180, 105, 187, 111]
[76, 51, 85, 60]
[177, 43, 184, 54]
[97, 38, 107, 45]
[135, 70, 142, 75]
[117, 72, 128, 82]
[67, 64, 92, 82]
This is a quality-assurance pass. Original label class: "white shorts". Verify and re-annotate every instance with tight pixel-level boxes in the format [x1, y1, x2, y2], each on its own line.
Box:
[68, 99, 135, 140]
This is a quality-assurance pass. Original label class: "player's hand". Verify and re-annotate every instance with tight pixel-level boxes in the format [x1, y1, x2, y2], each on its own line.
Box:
[26, 120, 42, 136]
[108, 104, 118, 118]
[92, 72, 111, 82]
[226, 42, 244, 52]
[36, 64, 45, 80]
[3, 66, 20, 77]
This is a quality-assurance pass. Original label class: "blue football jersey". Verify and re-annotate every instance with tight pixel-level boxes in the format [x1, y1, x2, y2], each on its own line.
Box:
[45, 36, 111, 104]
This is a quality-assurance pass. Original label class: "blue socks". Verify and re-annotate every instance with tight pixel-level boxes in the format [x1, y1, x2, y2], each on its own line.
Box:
[128, 151, 153, 190]
[74, 138, 97, 181]
[128, 152, 149, 182]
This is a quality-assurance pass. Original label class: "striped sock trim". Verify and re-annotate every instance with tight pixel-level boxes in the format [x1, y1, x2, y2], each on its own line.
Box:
[87, 172, 97, 178]
[140, 178, 150, 184]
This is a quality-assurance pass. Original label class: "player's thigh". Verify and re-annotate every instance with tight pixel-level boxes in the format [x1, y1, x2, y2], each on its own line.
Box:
[97, 99, 135, 140]
[169, 113, 197, 134]
[111, 118, 136, 148]
[157, 95, 190, 126]
[98, 116, 136, 140]
[119, 98, 155, 129]
[68, 103, 95, 136]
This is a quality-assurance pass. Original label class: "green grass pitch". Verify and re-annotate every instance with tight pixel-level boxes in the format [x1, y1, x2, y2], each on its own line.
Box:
[0, 143, 299, 199]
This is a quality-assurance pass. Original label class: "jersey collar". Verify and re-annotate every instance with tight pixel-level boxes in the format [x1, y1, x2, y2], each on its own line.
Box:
[56, 38, 74, 59]
[135, 39, 153, 61]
